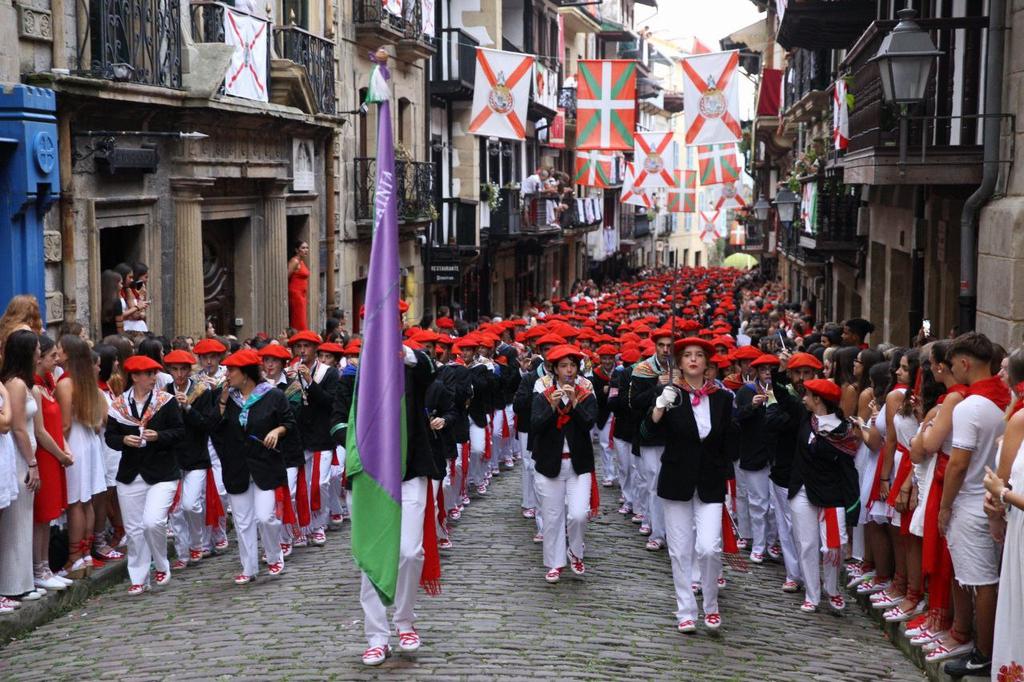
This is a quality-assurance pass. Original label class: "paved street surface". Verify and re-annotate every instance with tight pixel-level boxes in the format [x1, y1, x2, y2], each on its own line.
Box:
[0, 463, 922, 681]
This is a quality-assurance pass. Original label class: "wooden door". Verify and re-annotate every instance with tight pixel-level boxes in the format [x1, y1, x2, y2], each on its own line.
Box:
[202, 220, 235, 336]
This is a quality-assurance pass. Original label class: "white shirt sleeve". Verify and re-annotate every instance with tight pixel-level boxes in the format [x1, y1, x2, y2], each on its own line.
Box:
[950, 398, 979, 453]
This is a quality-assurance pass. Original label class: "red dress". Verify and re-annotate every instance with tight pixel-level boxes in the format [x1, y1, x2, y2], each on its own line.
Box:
[288, 259, 310, 331]
[34, 376, 68, 523]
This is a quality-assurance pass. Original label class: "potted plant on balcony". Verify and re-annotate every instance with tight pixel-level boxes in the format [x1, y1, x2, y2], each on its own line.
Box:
[480, 181, 502, 211]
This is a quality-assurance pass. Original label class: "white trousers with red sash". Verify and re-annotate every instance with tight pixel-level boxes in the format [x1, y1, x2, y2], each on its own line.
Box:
[771, 482, 803, 585]
[116, 477, 177, 585]
[615, 438, 635, 507]
[169, 468, 207, 560]
[518, 432, 542, 532]
[534, 459, 590, 569]
[790, 487, 846, 606]
[206, 439, 229, 544]
[304, 449, 333, 533]
[229, 480, 281, 577]
[663, 495, 722, 622]
[735, 465, 773, 556]
[468, 423, 488, 488]
[360, 476, 427, 647]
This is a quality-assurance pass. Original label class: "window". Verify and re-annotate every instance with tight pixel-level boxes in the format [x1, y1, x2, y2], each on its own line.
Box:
[282, 0, 308, 28]
[694, 251, 702, 268]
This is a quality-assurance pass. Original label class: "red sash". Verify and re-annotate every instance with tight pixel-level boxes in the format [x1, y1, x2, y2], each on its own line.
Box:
[459, 441, 470, 497]
[921, 452, 949, 575]
[310, 451, 324, 511]
[295, 466, 311, 527]
[822, 507, 842, 549]
[420, 482, 442, 595]
[275, 485, 297, 524]
[483, 421, 493, 461]
[721, 504, 738, 553]
[204, 470, 225, 527]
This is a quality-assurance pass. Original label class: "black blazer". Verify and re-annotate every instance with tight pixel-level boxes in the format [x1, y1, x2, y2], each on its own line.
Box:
[329, 369, 356, 447]
[735, 383, 790, 472]
[789, 412, 861, 511]
[436, 363, 472, 444]
[425, 375, 460, 475]
[591, 368, 614, 429]
[628, 359, 667, 449]
[530, 387, 597, 478]
[106, 394, 185, 485]
[210, 387, 294, 494]
[296, 364, 340, 452]
[607, 364, 636, 443]
[164, 381, 214, 471]
[640, 387, 737, 503]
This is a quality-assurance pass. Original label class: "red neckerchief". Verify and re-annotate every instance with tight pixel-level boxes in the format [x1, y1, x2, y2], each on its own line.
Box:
[34, 373, 54, 391]
[544, 383, 592, 429]
[593, 366, 613, 383]
[967, 375, 1012, 411]
[678, 380, 718, 406]
[893, 383, 909, 391]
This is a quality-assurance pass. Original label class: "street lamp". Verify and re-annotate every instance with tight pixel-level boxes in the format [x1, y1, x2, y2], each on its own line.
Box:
[773, 188, 800, 225]
[752, 196, 771, 222]
[869, 8, 942, 105]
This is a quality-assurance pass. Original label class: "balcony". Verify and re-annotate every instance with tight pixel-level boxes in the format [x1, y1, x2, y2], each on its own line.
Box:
[530, 55, 561, 120]
[797, 178, 861, 253]
[353, 158, 436, 235]
[837, 16, 988, 185]
[776, 0, 877, 50]
[81, 0, 183, 89]
[488, 189, 523, 238]
[430, 28, 478, 100]
[352, 0, 435, 59]
[398, 0, 436, 60]
[782, 48, 830, 124]
[274, 25, 336, 114]
[558, 86, 576, 121]
[189, 1, 272, 92]
[439, 198, 479, 249]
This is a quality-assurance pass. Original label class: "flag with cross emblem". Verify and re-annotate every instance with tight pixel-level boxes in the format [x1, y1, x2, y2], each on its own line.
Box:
[700, 210, 720, 243]
[223, 6, 269, 102]
[681, 50, 742, 146]
[469, 47, 535, 141]
[697, 144, 740, 185]
[729, 221, 747, 246]
[574, 150, 616, 188]
[667, 170, 696, 213]
[576, 60, 637, 151]
[632, 132, 677, 189]
[713, 181, 747, 211]
[620, 162, 654, 208]
[833, 79, 850, 151]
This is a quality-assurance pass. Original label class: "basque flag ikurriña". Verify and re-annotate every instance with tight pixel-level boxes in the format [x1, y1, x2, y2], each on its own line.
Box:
[345, 60, 407, 606]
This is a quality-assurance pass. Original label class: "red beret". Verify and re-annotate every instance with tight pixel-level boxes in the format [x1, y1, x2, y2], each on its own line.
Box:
[804, 378, 842, 403]
[258, 344, 292, 361]
[750, 354, 781, 368]
[731, 345, 763, 361]
[545, 344, 585, 364]
[318, 342, 346, 355]
[436, 317, 455, 329]
[193, 339, 226, 355]
[650, 327, 675, 342]
[787, 352, 824, 371]
[163, 350, 196, 366]
[537, 333, 568, 347]
[673, 337, 716, 358]
[123, 355, 163, 373]
[620, 348, 641, 364]
[710, 353, 732, 369]
[343, 341, 362, 356]
[288, 330, 323, 346]
[595, 344, 618, 356]
[223, 349, 261, 368]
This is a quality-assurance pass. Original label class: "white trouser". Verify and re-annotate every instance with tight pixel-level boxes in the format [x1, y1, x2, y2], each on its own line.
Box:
[170, 469, 207, 559]
[230, 481, 282, 577]
[281, 466, 299, 544]
[469, 423, 488, 486]
[596, 420, 616, 482]
[632, 445, 648, 518]
[443, 456, 460, 513]
[304, 449, 333, 532]
[790, 487, 846, 606]
[615, 438, 635, 506]
[663, 496, 723, 622]
[735, 466, 772, 555]
[733, 462, 751, 539]
[534, 459, 590, 569]
[360, 477, 427, 647]
[207, 439, 229, 543]
[518, 433, 542, 532]
[771, 482, 803, 584]
[116, 477, 177, 586]
[328, 446, 346, 517]
[492, 405, 514, 464]
[639, 446, 665, 541]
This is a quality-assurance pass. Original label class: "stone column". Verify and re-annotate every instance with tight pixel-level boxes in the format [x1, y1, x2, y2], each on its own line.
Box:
[260, 180, 289, 335]
[171, 179, 212, 338]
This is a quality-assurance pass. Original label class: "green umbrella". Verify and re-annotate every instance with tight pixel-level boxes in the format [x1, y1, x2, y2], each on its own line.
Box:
[722, 253, 758, 269]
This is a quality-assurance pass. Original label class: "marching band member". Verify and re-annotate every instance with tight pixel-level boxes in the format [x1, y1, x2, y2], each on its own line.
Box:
[530, 345, 597, 583]
[642, 336, 735, 633]
[192, 338, 229, 551]
[105, 355, 184, 595]
[210, 349, 293, 584]
[592, 344, 619, 487]
[609, 347, 641, 516]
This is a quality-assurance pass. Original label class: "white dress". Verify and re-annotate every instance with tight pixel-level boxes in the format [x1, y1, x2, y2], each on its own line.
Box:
[992, 441, 1024, 680]
[0, 392, 17, 509]
[65, 417, 109, 505]
[0, 390, 37, 596]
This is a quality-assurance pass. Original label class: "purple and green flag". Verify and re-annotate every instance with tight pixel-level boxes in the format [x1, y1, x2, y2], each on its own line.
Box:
[346, 59, 407, 606]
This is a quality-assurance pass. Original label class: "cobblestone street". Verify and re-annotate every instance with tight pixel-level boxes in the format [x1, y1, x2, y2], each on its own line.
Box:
[0, 463, 923, 681]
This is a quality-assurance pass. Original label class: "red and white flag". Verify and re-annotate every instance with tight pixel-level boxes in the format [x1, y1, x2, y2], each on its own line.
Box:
[223, 7, 269, 102]
[700, 210, 720, 243]
[697, 144, 740, 185]
[714, 182, 747, 211]
[469, 47, 534, 141]
[681, 51, 742, 146]
[621, 162, 654, 208]
[729, 221, 746, 246]
[632, 132, 677, 189]
[576, 60, 637, 151]
[383, 0, 402, 17]
[574, 150, 616, 188]
[833, 79, 850, 151]
[667, 170, 696, 213]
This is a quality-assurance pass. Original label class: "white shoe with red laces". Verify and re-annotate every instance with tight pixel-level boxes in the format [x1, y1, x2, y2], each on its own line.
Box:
[567, 550, 585, 576]
[532, 532, 544, 543]
[292, 535, 308, 549]
[154, 571, 170, 586]
[691, 582, 702, 595]
[704, 613, 721, 630]
[280, 542, 293, 558]
[310, 531, 327, 546]
[233, 574, 254, 586]
[268, 562, 284, 577]
[749, 551, 765, 564]
[189, 548, 203, 562]
[448, 508, 462, 521]
[781, 580, 801, 593]
[631, 513, 644, 524]
[828, 593, 845, 612]
[438, 537, 453, 550]
[397, 629, 421, 652]
[329, 514, 343, 526]
[677, 619, 697, 634]
[460, 495, 471, 506]
[857, 577, 890, 595]
[214, 537, 229, 551]
[717, 577, 727, 589]
[767, 544, 782, 560]
[903, 613, 929, 636]
[171, 559, 188, 571]
[638, 524, 652, 536]
[617, 503, 632, 515]
[736, 538, 750, 551]
[800, 600, 817, 613]
[545, 567, 561, 583]
[911, 629, 944, 647]
[127, 584, 149, 596]
[924, 638, 974, 663]
[645, 538, 664, 551]
[362, 644, 391, 666]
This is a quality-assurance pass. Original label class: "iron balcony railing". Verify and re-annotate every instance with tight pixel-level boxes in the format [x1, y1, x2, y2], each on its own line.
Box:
[274, 25, 336, 114]
[399, 0, 434, 44]
[783, 47, 831, 112]
[354, 158, 436, 223]
[800, 178, 860, 246]
[82, 0, 183, 88]
[558, 86, 577, 120]
[353, 0, 405, 32]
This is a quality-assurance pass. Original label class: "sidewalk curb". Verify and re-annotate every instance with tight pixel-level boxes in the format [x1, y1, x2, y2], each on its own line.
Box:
[849, 589, 955, 682]
[0, 560, 127, 647]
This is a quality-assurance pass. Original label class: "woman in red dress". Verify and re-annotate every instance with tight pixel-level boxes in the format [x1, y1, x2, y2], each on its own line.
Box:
[32, 334, 73, 591]
[288, 241, 310, 332]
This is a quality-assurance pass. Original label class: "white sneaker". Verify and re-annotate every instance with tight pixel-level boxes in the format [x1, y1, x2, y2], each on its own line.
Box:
[34, 574, 67, 592]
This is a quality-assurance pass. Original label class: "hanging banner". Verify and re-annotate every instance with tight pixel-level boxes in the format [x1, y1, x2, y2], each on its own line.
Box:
[383, 0, 402, 17]
[574, 150, 616, 188]
[469, 47, 535, 141]
[621, 161, 654, 208]
[681, 50, 742, 146]
[533, 60, 558, 111]
[576, 60, 637, 151]
[223, 7, 269, 102]
[729, 221, 746, 246]
[714, 181, 748, 211]
[700, 210, 720, 243]
[549, 108, 566, 148]
[833, 79, 850, 151]
[421, 0, 435, 36]
[697, 143, 740, 185]
[667, 170, 696, 213]
[801, 182, 818, 234]
[632, 131, 677, 189]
